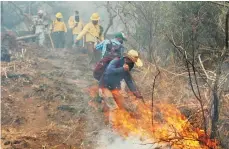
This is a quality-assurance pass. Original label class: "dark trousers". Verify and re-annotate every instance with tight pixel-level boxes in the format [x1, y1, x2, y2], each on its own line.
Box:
[86, 42, 101, 64]
[52, 31, 65, 48]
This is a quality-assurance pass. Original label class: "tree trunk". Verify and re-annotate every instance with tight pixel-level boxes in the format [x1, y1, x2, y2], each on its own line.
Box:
[210, 8, 229, 139]
[210, 90, 219, 139]
[103, 2, 116, 38]
[210, 59, 221, 139]
[104, 18, 113, 38]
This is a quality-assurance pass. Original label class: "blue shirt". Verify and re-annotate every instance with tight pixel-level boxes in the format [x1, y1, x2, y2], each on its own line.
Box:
[99, 58, 136, 92]
[96, 38, 125, 58]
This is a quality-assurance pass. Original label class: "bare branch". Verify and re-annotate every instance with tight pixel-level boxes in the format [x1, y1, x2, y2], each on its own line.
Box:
[198, 54, 215, 81]
[209, 1, 229, 8]
[166, 34, 212, 89]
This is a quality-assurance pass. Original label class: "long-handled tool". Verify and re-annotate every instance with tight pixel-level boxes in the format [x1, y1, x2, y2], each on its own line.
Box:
[82, 36, 85, 48]
[49, 21, 55, 49]
[48, 32, 54, 49]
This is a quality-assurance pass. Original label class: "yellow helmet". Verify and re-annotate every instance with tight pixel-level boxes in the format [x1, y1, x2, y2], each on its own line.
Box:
[90, 13, 100, 21]
[56, 12, 63, 19]
[124, 50, 143, 67]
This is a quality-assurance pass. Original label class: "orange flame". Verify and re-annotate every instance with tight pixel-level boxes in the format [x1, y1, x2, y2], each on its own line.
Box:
[86, 86, 218, 149]
[110, 99, 218, 149]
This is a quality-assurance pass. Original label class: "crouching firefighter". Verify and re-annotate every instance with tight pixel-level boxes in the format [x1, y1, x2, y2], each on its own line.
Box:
[95, 32, 127, 96]
[98, 49, 143, 123]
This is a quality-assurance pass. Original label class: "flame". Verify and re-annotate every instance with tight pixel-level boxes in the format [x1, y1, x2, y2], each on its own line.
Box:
[110, 99, 218, 149]
[86, 86, 218, 148]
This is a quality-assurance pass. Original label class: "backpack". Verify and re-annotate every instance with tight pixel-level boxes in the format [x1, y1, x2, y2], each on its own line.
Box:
[93, 40, 123, 81]
[93, 56, 114, 81]
[103, 40, 123, 58]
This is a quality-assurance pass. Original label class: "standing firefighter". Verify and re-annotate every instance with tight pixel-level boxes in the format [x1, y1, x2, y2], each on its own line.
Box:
[99, 50, 143, 122]
[31, 10, 48, 46]
[68, 10, 84, 48]
[75, 13, 104, 64]
[50, 12, 67, 49]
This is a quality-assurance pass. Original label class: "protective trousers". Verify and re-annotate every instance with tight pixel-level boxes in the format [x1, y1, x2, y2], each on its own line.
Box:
[86, 42, 101, 64]
[73, 34, 83, 48]
[35, 25, 45, 46]
[100, 88, 125, 124]
[52, 31, 65, 48]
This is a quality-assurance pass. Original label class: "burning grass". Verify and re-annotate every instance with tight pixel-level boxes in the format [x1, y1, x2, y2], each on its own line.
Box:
[110, 100, 217, 149]
[87, 86, 218, 148]
[87, 60, 222, 148]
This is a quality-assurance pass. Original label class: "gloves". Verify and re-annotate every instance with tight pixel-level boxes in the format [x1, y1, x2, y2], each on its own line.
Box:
[133, 91, 143, 99]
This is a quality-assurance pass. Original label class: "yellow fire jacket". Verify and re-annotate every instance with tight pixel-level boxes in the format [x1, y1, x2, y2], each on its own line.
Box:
[76, 22, 104, 43]
[50, 19, 67, 33]
[68, 16, 84, 35]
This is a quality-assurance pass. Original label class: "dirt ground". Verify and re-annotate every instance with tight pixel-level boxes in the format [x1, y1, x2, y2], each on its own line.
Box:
[1, 43, 106, 149]
[1, 42, 228, 149]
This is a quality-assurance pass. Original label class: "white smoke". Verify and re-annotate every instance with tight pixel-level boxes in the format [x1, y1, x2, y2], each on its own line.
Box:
[97, 129, 170, 149]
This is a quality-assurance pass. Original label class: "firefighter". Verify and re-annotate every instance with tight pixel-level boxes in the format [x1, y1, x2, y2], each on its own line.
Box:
[31, 10, 48, 46]
[95, 32, 128, 97]
[75, 13, 104, 64]
[50, 12, 67, 49]
[99, 50, 143, 121]
[68, 10, 84, 48]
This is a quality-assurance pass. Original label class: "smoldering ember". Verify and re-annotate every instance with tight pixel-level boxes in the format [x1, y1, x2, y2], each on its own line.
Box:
[1, 1, 229, 149]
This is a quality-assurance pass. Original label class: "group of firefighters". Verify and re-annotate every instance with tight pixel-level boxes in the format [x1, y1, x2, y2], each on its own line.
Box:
[32, 10, 103, 63]
[32, 10, 143, 122]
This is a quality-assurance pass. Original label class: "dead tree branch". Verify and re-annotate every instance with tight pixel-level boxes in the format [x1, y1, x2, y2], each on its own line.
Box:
[209, 1, 229, 8]
[198, 54, 215, 81]
[167, 34, 208, 135]
[103, 2, 117, 38]
[8, 2, 33, 31]
[151, 52, 161, 125]
[184, 51, 207, 135]
[166, 34, 212, 88]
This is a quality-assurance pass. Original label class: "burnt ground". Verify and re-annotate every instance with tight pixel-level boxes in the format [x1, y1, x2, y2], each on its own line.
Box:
[1, 44, 106, 149]
[1, 43, 229, 149]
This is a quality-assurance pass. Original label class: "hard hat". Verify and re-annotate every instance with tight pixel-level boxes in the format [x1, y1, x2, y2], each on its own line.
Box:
[38, 10, 44, 14]
[115, 32, 127, 41]
[56, 12, 63, 19]
[124, 50, 143, 67]
[90, 13, 100, 21]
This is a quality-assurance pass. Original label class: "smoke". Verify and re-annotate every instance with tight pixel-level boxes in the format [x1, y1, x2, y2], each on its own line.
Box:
[96, 129, 169, 149]
[2, 1, 123, 34]
[61, 1, 121, 33]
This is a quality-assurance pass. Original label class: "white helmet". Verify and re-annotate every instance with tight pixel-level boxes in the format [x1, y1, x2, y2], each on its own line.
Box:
[38, 10, 44, 14]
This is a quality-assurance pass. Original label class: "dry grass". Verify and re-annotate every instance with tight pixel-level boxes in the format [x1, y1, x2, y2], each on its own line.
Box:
[132, 59, 229, 148]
